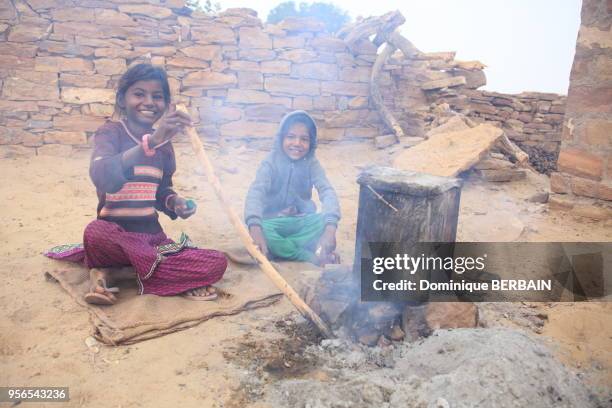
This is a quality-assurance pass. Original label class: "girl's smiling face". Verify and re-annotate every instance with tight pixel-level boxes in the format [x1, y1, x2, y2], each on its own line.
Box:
[121, 79, 167, 129]
[282, 122, 311, 160]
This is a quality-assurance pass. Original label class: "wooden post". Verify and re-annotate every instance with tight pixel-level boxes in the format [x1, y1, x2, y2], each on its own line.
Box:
[336, 10, 420, 143]
[371, 43, 404, 142]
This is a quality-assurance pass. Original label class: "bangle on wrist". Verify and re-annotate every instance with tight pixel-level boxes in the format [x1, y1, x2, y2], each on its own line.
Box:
[142, 134, 157, 157]
[165, 194, 177, 211]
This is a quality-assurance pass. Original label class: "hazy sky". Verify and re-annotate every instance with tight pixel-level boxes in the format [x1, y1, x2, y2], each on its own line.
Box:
[214, 0, 582, 95]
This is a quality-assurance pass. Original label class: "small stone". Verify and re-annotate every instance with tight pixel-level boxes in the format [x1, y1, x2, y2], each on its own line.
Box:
[430, 397, 450, 408]
[474, 157, 515, 171]
[117, 4, 172, 19]
[306, 369, 330, 382]
[61, 88, 114, 105]
[2, 77, 59, 101]
[421, 77, 467, 90]
[261, 60, 291, 74]
[425, 302, 478, 330]
[321, 81, 369, 97]
[35, 56, 93, 72]
[320, 339, 343, 349]
[94, 58, 127, 75]
[84, 336, 98, 348]
[402, 137, 426, 147]
[374, 134, 398, 149]
[180, 45, 222, 61]
[238, 27, 271, 49]
[388, 325, 405, 341]
[527, 192, 549, 203]
[277, 17, 325, 32]
[358, 333, 379, 346]
[376, 335, 392, 348]
[0, 145, 36, 158]
[265, 77, 320, 96]
[182, 71, 237, 89]
[279, 49, 318, 63]
[227, 89, 271, 105]
[427, 116, 470, 137]
[475, 169, 527, 182]
[8, 24, 50, 42]
[191, 23, 236, 44]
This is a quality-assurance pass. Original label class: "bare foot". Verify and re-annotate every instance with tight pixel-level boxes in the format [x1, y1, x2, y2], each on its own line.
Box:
[182, 286, 218, 301]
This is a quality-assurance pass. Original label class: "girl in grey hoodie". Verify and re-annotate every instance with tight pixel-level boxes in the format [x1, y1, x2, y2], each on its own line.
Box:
[244, 111, 341, 266]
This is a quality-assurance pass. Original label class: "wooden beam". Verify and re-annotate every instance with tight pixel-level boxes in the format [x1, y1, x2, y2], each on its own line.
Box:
[370, 42, 404, 142]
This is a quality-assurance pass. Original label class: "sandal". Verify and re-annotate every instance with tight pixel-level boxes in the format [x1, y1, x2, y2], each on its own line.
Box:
[84, 268, 119, 306]
[182, 286, 218, 301]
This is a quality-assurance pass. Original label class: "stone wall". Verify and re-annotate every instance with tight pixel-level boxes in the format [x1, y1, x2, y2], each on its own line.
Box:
[549, 0, 612, 219]
[379, 53, 566, 173]
[0, 0, 388, 157]
[0, 0, 566, 165]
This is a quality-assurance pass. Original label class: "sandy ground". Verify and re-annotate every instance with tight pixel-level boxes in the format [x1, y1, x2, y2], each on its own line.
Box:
[1, 141, 611, 407]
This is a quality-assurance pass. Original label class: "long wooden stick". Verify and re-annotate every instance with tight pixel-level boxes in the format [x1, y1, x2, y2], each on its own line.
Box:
[371, 42, 404, 142]
[176, 105, 335, 339]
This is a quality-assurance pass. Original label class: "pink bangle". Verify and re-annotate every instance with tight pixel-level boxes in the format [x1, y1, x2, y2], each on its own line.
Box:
[165, 194, 177, 211]
[142, 134, 156, 157]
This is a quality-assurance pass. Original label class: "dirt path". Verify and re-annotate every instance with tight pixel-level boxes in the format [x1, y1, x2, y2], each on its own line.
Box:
[1, 142, 610, 407]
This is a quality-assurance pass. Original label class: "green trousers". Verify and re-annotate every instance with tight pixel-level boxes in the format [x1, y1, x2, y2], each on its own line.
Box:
[262, 213, 325, 262]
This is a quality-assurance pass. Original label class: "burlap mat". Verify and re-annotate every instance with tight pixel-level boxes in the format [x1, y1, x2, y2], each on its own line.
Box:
[45, 261, 282, 345]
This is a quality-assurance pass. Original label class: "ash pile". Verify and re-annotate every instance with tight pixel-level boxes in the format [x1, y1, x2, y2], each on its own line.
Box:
[262, 327, 599, 408]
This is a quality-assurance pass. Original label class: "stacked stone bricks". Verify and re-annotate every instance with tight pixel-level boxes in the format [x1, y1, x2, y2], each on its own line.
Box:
[549, 0, 612, 219]
[0, 0, 390, 156]
[380, 52, 567, 173]
[0, 0, 567, 168]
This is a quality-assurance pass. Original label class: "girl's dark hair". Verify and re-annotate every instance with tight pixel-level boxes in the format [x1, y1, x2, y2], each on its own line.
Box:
[114, 63, 171, 117]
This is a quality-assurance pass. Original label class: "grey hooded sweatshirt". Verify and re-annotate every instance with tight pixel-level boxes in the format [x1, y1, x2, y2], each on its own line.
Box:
[244, 111, 341, 228]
